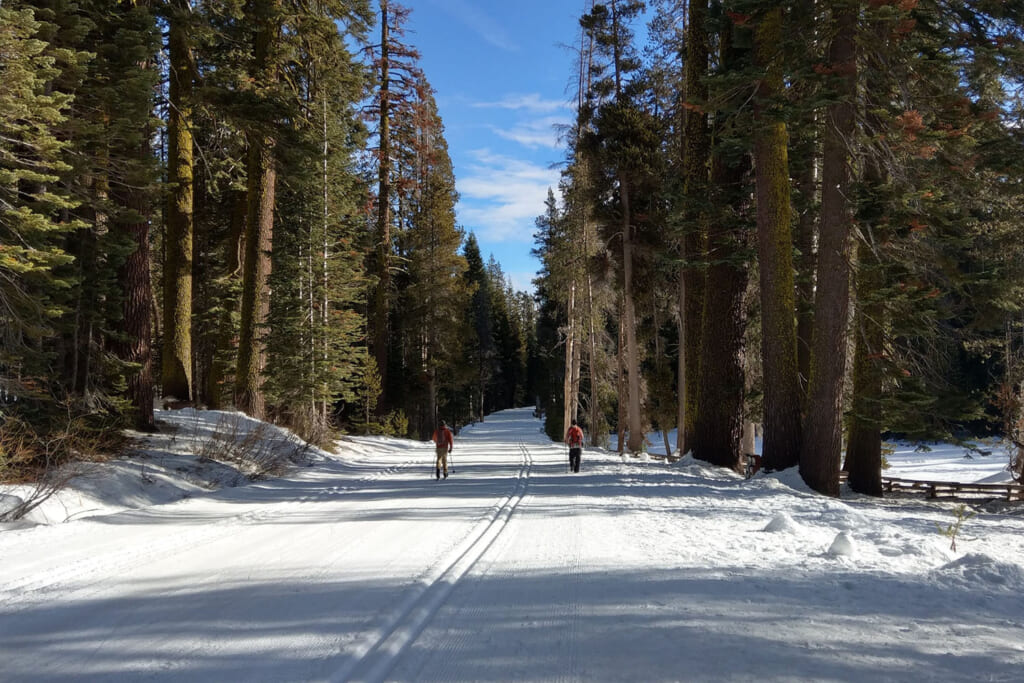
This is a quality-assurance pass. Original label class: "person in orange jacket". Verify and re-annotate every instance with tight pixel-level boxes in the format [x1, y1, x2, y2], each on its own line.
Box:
[431, 420, 454, 480]
[565, 419, 584, 473]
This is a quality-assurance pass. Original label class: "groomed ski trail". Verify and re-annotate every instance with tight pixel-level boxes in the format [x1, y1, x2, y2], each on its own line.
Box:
[6, 407, 1024, 682]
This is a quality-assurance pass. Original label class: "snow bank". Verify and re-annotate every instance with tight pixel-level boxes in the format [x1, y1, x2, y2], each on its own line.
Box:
[932, 552, 1024, 590]
[0, 408, 324, 528]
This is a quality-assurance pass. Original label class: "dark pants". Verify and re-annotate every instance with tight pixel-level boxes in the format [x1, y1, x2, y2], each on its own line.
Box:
[569, 447, 581, 473]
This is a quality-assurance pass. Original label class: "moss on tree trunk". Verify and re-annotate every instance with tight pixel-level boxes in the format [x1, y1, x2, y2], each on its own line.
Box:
[162, 3, 193, 401]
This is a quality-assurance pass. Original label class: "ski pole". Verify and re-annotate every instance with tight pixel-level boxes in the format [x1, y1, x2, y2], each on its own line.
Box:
[448, 447, 454, 474]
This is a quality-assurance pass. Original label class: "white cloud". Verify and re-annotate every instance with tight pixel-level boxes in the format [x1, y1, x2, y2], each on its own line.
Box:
[472, 93, 569, 114]
[507, 271, 539, 294]
[490, 115, 568, 150]
[457, 149, 561, 244]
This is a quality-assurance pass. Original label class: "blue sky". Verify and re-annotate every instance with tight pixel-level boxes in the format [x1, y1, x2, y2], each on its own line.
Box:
[401, 0, 586, 294]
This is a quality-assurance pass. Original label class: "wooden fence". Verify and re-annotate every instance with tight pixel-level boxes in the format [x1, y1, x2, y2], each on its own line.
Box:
[839, 471, 1024, 502]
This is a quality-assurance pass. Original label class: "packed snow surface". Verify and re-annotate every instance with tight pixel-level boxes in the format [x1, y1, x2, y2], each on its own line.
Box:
[2, 407, 1024, 682]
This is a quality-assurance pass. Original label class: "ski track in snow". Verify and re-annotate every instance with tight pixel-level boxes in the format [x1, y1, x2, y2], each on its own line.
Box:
[329, 440, 534, 683]
[386, 439, 588, 683]
[3, 407, 1024, 681]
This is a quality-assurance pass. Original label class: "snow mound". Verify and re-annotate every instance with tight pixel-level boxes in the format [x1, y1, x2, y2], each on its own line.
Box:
[763, 512, 800, 533]
[828, 532, 857, 557]
[0, 493, 25, 525]
[820, 503, 871, 532]
[768, 467, 816, 494]
[932, 553, 1024, 590]
[670, 453, 743, 480]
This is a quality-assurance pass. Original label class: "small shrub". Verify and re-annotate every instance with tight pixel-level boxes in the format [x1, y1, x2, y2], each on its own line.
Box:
[0, 406, 121, 521]
[267, 404, 336, 448]
[360, 410, 408, 437]
[936, 503, 975, 552]
[196, 414, 307, 481]
[382, 410, 408, 437]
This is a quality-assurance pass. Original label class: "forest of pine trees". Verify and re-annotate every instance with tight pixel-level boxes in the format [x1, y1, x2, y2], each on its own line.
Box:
[0, 0, 534, 477]
[533, 0, 1024, 494]
[4, 1, 1024, 498]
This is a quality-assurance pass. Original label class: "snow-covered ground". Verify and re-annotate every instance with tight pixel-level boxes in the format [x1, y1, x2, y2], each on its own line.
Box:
[2, 407, 1023, 682]
[634, 428, 1016, 484]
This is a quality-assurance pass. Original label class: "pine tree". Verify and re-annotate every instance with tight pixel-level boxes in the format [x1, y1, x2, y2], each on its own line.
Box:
[845, 0, 1024, 487]
[394, 85, 466, 436]
[486, 257, 528, 411]
[580, 0, 651, 453]
[692, 8, 753, 472]
[0, 3, 79, 396]
[844, 7, 895, 497]
[462, 233, 494, 422]
[265, 1, 371, 437]
[679, 0, 710, 454]
[366, 0, 423, 414]
[787, 0, 819, 395]
[235, 0, 283, 420]
[800, 1, 859, 496]
[161, 0, 196, 403]
[186, 1, 248, 412]
[98, 1, 160, 431]
[751, 4, 802, 472]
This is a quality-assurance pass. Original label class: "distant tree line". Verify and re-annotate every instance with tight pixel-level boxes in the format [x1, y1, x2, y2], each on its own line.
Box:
[533, 0, 1024, 492]
[0, 0, 534, 477]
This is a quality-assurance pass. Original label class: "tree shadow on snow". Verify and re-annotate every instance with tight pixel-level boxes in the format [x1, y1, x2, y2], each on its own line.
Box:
[1, 566, 1022, 682]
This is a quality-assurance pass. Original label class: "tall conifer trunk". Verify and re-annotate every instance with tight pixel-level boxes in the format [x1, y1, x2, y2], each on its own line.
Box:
[845, 12, 889, 497]
[801, 3, 858, 497]
[576, 11, 602, 446]
[111, 19, 157, 431]
[120, 196, 156, 431]
[235, 0, 280, 419]
[791, 0, 818, 398]
[753, 6, 802, 471]
[621, 175, 644, 453]
[563, 279, 578, 431]
[846, 237, 885, 496]
[603, 0, 644, 453]
[616, 310, 627, 454]
[117, 113, 156, 431]
[236, 141, 276, 419]
[680, 0, 709, 454]
[163, 0, 194, 401]
[372, 0, 393, 410]
[693, 19, 749, 472]
[586, 266, 601, 446]
[570, 303, 582, 423]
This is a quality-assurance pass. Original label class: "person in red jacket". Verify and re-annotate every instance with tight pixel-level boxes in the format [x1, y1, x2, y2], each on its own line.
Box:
[565, 419, 584, 473]
[431, 420, 454, 480]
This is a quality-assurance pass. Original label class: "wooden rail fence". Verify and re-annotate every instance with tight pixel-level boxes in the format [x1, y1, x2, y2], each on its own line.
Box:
[838, 471, 1024, 502]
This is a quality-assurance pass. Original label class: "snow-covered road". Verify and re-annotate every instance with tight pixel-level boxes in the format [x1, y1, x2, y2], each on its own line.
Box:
[2, 407, 1024, 682]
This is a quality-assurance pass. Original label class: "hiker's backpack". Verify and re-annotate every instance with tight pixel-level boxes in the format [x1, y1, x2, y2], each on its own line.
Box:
[568, 425, 583, 447]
